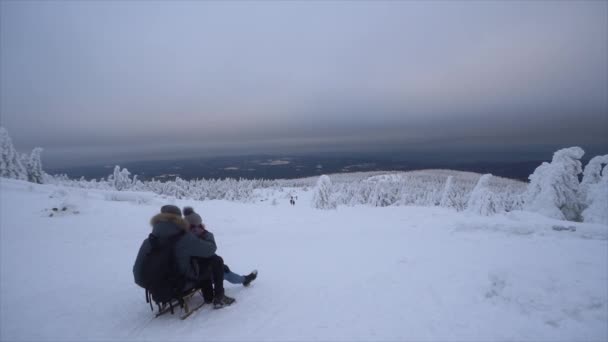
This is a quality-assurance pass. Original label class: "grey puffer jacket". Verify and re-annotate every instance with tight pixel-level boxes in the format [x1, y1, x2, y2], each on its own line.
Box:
[133, 213, 217, 287]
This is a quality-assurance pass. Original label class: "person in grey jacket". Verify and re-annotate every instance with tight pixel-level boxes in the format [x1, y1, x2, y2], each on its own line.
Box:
[183, 207, 257, 287]
[133, 204, 235, 308]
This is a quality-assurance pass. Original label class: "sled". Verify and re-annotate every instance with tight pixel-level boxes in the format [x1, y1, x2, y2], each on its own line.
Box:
[147, 286, 207, 320]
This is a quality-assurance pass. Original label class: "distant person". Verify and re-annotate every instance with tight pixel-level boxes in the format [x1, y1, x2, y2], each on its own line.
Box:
[183, 207, 257, 289]
[133, 205, 235, 309]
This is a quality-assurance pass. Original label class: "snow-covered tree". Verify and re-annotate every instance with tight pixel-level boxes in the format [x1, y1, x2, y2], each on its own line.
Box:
[312, 175, 336, 209]
[0, 127, 27, 180]
[466, 174, 500, 216]
[25, 147, 44, 183]
[524, 147, 584, 221]
[111, 165, 134, 191]
[582, 165, 608, 225]
[439, 176, 459, 209]
[582, 155, 608, 187]
[368, 181, 400, 207]
[580, 155, 608, 205]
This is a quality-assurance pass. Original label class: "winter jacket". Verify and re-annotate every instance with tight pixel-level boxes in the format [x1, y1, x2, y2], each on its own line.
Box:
[133, 213, 217, 287]
[190, 226, 216, 246]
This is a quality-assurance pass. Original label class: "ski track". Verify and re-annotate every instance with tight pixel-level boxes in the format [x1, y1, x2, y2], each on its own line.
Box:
[0, 180, 607, 341]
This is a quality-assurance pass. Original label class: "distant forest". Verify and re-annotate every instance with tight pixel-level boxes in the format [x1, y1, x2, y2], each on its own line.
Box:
[46, 153, 559, 182]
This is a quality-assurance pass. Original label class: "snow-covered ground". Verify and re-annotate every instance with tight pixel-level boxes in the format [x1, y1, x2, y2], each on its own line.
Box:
[1, 178, 606, 341]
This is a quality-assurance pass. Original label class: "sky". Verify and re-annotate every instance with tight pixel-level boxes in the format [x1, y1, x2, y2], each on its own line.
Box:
[1, 1, 607, 167]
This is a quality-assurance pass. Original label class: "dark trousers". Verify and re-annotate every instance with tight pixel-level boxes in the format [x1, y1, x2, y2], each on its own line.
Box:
[195, 254, 225, 301]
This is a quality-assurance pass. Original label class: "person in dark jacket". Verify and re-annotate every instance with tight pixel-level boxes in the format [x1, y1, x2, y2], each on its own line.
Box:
[133, 204, 235, 308]
[183, 207, 257, 287]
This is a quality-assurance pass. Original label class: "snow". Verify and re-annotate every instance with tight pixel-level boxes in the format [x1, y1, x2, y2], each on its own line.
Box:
[258, 160, 291, 166]
[1, 177, 607, 341]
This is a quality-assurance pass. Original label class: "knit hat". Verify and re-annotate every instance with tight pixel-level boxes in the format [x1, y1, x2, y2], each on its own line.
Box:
[185, 213, 202, 226]
[183, 206, 202, 226]
[160, 204, 182, 216]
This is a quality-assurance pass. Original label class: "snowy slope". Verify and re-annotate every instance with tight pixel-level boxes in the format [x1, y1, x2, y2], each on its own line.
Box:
[1, 178, 606, 341]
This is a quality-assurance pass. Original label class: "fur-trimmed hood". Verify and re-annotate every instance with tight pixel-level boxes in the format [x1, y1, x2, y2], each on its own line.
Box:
[150, 213, 189, 233]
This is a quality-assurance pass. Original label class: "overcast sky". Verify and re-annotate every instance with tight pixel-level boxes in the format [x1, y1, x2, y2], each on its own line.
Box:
[1, 1, 607, 167]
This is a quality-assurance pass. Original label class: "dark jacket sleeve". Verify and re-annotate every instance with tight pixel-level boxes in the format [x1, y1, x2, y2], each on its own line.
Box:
[172, 232, 218, 281]
[201, 231, 216, 249]
[133, 238, 150, 288]
[180, 232, 217, 258]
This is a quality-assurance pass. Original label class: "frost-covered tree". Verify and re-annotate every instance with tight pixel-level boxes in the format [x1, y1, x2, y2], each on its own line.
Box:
[111, 165, 134, 191]
[0, 127, 27, 180]
[466, 174, 500, 216]
[439, 176, 458, 208]
[312, 175, 336, 209]
[524, 147, 584, 221]
[582, 155, 608, 187]
[580, 155, 608, 205]
[24, 147, 44, 183]
[368, 181, 400, 207]
[582, 165, 608, 225]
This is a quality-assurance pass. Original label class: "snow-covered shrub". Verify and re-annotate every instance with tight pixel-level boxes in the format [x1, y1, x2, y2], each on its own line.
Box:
[582, 165, 608, 225]
[466, 174, 501, 216]
[524, 147, 584, 221]
[104, 190, 154, 204]
[312, 175, 336, 209]
[49, 188, 69, 199]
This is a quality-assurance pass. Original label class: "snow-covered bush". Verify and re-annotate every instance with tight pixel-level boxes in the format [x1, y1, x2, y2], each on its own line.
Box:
[312, 175, 336, 209]
[582, 165, 608, 225]
[524, 147, 584, 221]
[104, 190, 154, 204]
[466, 174, 501, 216]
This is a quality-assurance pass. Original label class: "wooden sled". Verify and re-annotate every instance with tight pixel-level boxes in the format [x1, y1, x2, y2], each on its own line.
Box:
[146, 286, 207, 320]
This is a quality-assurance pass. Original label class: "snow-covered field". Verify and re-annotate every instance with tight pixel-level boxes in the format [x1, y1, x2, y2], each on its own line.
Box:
[1, 178, 607, 341]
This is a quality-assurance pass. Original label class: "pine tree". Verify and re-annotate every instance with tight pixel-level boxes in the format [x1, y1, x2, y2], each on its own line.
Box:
[439, 176, 456, 208]
[0, 127, 27, 180]
[25, 147, 44, 184]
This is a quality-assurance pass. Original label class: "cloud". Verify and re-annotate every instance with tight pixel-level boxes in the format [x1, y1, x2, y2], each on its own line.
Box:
[1, 1, 606, 166]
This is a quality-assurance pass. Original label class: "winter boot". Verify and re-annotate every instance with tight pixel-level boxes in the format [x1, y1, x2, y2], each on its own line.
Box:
[243, 270, 258, 287]
[213, 294, 236, 309]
